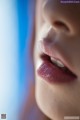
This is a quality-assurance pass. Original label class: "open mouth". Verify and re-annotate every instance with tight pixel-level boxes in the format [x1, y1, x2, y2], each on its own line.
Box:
[40, 53, 77, 76]
[37, 53, 77, 84]
[40, 53, 77, 77]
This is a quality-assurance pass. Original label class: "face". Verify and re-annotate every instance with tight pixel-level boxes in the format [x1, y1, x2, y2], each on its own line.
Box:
[34, 0, 80, 120]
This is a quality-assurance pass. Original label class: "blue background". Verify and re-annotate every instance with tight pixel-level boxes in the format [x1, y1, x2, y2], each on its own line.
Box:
[0, 0, 35, 119]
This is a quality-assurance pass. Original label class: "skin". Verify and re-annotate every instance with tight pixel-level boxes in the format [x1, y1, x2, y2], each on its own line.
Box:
[34, 0, 80, 120]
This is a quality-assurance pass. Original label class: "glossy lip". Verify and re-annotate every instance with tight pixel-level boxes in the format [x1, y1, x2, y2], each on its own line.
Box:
[37, 54, 77, 84]
[36, 39, 77, 84]
[37, 39, 77, 78]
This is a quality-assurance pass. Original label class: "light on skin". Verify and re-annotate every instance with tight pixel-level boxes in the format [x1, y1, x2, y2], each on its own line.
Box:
[34, 0, 80, 120]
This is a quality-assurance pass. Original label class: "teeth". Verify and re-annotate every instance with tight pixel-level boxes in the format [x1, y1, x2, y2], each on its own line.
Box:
[51, 57, 57, 65]
[56, 60, 65, 67]
[51, 57, 65, 68]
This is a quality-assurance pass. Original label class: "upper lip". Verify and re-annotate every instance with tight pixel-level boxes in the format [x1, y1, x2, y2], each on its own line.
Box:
[37, 39, 77, 77]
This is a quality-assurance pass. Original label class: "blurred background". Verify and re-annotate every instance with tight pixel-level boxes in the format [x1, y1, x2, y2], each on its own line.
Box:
[0, 0, 35, 119]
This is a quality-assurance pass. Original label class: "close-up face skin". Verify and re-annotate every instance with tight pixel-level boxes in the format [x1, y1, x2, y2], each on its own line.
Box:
[34, 0, 80, 120]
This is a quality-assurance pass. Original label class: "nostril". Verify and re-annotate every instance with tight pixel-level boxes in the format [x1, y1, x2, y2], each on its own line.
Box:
[53, 21, 70, 32]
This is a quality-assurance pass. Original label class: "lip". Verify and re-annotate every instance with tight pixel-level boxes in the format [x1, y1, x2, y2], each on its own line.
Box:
[37, 54, 77, 84]
[36, 40, 77, 84]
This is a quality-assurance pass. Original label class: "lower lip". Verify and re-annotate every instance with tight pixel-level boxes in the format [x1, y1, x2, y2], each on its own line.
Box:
[37, 56, 77, 84]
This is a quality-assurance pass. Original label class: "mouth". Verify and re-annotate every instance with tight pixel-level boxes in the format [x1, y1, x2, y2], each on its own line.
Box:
[37, 53, 77, 84]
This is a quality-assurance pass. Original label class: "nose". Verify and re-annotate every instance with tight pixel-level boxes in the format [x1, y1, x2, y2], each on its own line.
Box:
[52, 21, 69, 33]
[42, 0, 80, 35]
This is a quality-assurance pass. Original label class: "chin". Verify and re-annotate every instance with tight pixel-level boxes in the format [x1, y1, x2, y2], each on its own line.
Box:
[35, 77, 80, 120]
